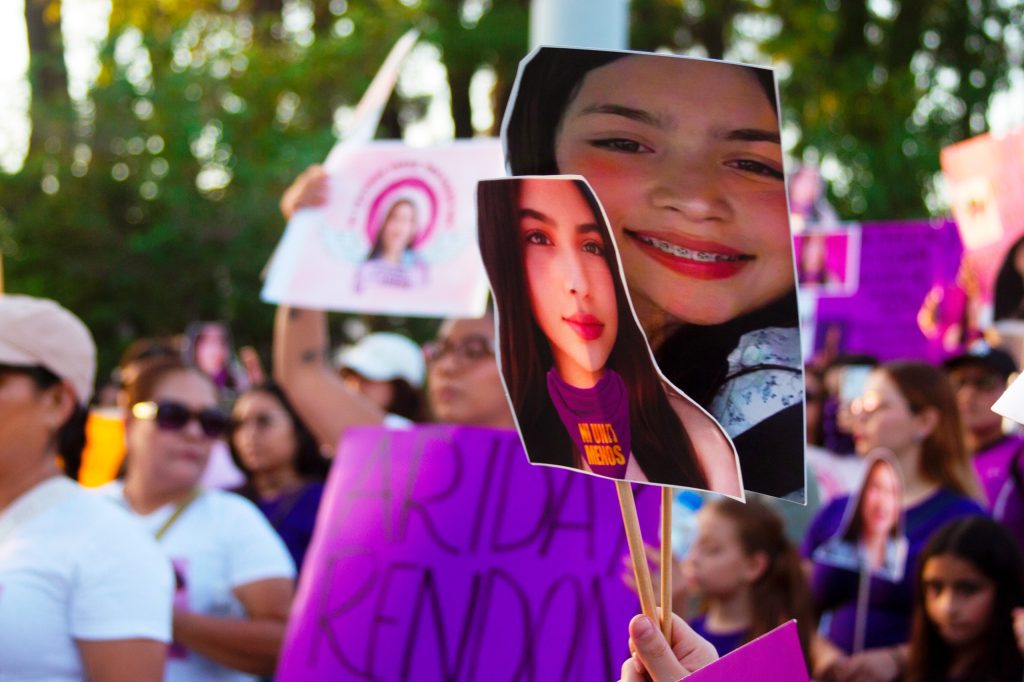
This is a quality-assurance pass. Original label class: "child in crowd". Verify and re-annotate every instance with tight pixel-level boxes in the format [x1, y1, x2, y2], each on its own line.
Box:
[683, 499, 814, 660]
[906, 516, 1024, 682]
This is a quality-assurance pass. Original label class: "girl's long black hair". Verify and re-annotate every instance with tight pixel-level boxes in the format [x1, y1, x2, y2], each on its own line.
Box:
[477, 177, 708, 488]
[906, 516, 1024, 682]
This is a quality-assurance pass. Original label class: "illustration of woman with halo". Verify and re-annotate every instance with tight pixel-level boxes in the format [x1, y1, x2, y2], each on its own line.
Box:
[354, 195, 428, 293]
[478, 175, 741, 494]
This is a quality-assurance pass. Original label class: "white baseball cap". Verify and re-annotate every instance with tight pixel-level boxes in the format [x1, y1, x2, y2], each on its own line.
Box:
[0, 294, 97, 406]
[334, 332, 425, 388]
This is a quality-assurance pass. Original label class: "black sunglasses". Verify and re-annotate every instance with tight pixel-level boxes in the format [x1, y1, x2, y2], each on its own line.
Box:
[132, 400, 231, 438]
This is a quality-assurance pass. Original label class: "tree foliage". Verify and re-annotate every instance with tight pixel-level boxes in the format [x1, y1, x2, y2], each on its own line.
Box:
[2, 0, 1021, 381]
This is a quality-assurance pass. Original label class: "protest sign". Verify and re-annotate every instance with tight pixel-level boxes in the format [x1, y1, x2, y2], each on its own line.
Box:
[993, 372, 1024, 425]
[812, 450, 908, 654]
[262, 139, 502, 317]
[276, 426, 657, 682]
[686, 620, 809, 682]
[501, 47, 804, 502]
[795, 226, 860, 296]
[811, 219, 964, 363]
[476, 175, 741, 496]
[940, 128, 1024, 310]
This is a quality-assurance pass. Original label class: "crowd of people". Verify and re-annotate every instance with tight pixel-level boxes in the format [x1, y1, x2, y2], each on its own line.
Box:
[2, 166, 1024, 682]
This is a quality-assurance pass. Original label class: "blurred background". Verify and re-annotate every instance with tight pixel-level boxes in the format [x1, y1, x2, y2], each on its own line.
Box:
[1, 0, 1022, 378]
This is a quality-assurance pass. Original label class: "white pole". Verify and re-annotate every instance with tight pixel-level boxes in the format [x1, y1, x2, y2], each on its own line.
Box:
[529, 0, 629, 50]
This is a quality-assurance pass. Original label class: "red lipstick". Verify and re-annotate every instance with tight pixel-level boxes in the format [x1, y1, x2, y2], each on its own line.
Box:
[564, 313, 605, 341]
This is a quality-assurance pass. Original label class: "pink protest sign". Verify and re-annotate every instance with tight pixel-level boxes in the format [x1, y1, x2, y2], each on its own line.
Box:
[810, 219, 964, 363]
[276, 426, 657, 681]
[686, 621, 808, 681]
[795, 227, 860, 296]
[262, 139, 503, 317]
[941, 128, 1024, 310]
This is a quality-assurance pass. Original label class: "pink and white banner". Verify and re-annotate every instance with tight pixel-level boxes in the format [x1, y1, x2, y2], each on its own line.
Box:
[262, 139, 503, 317]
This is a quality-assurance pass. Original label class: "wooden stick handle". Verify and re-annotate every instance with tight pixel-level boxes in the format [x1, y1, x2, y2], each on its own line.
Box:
[616, 480, 657, 621]
[660, 487, 673, 640]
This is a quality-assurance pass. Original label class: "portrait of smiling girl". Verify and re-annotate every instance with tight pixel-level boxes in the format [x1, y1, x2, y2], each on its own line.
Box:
[504, 47, 803, 498]
[478, 176, 741, 495]
[354, 197, 428, 292]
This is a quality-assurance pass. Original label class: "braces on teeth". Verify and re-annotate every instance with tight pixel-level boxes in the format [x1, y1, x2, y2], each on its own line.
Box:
[637, 235, 748, 263]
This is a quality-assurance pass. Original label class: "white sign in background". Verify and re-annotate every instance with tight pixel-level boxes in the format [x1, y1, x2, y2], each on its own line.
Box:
[261, 139, 503, 317]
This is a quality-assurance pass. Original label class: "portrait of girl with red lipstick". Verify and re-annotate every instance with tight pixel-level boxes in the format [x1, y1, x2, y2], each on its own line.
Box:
[477, 176, 742, 495]
[503, 47, 804, 500]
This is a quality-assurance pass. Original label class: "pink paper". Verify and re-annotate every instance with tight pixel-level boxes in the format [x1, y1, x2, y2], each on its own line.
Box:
[686, 621, 808, 681]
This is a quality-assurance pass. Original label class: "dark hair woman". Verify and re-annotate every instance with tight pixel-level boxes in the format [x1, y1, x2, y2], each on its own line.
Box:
[477, 176, 739, 494]
[993, 235, 1024, 322]
[229, 382, 329, 570]
[107, 355, 296, 680]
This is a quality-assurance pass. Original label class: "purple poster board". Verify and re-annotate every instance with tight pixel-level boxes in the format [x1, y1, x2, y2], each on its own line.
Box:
[812, 219, 963, 363]
[276, 426, 657, 681]
[795, 227, 860, 295]
[687, 621, 809, 682]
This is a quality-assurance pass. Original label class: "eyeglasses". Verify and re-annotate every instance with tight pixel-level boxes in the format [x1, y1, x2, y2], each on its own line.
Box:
[849, 392, 909, 418]
[949, 375, 1003, 392]
[423, 334, 495, 365]
[132, 400, 231, 438]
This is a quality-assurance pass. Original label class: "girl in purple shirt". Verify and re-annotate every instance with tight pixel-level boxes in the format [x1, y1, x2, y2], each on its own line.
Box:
[229, 382, 329, 570]
[686, 499, 814, 659]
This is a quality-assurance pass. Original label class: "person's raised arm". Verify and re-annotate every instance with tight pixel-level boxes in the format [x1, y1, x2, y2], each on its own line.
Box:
[272, 164, 386, 449]
[273, 306, 385, 449]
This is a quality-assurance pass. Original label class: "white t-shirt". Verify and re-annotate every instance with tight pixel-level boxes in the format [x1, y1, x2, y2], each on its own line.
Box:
[0, 477, 173, 682]
[98, 482, 296, 682]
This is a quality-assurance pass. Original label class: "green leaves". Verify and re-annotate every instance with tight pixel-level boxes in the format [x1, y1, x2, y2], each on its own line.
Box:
[5, 0, 1022, 382]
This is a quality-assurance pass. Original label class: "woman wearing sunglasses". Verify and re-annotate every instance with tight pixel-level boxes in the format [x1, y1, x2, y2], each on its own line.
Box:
[228, 382, 329, 571]
[102, 355, 296, 682]
[0, 295, 172, 682]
